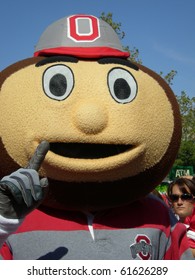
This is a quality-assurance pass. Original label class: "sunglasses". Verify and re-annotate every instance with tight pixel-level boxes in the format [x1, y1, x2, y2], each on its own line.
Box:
[169, 193, 194, 202]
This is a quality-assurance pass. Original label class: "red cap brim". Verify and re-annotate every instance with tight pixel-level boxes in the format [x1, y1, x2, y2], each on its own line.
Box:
[34, 46, 130, 58]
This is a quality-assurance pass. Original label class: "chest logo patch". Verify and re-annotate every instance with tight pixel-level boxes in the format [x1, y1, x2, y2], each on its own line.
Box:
[130, 234, 152, 260]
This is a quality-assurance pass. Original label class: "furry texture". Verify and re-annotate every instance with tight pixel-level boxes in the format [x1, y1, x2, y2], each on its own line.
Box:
[0, 56, 181, 211]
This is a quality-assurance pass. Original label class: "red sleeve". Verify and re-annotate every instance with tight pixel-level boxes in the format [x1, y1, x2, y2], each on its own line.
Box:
[164, 221, 193, 259]
[0, 242, 13, 260]
[184, 208, 195, 248]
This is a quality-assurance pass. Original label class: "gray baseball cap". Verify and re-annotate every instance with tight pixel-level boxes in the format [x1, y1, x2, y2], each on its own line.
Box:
[34, 14, 130, 58]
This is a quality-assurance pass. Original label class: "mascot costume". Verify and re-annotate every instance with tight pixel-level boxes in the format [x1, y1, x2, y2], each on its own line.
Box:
[0, 14, 193, 259]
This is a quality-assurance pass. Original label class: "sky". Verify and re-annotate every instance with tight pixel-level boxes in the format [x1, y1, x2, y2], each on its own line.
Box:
[0, 0, 194, 98]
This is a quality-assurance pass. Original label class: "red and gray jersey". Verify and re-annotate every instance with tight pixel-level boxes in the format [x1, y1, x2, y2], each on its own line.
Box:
[0, 195, 193, 260]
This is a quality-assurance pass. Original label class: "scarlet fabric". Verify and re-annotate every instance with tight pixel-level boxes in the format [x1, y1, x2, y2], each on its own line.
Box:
[184, 207, 195, 248]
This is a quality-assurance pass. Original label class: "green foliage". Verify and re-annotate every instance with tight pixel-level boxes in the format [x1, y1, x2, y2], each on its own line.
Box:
[176, 91, 195, 142]
[174, 92, 195, 171]
[156, 184, 168, 194]
[174, 141, 195, 171]
[159, 70, 177, 86]
[100, 12, 125, 40]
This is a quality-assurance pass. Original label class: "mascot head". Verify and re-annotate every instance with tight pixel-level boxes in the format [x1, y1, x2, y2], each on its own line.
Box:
[0, 14, 181, 211]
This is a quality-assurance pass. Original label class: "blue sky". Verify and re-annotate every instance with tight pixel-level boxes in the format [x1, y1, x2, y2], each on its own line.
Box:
[0, 0, 194, 98]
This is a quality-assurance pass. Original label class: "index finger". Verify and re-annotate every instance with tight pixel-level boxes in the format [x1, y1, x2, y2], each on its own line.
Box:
[26, 140, 50, 171]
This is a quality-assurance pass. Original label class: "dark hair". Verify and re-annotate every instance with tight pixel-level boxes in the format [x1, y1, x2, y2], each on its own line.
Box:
[167, 177, 195, 198]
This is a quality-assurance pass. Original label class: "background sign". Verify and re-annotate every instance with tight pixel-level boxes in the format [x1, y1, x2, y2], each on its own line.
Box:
[169, 166, 194, 180]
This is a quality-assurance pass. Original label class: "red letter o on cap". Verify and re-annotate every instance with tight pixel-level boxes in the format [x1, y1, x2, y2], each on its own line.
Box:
[68, 15, 100, 42]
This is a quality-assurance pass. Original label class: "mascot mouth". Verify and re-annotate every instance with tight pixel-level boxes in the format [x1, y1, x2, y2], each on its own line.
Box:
[50, 142, 130, 159]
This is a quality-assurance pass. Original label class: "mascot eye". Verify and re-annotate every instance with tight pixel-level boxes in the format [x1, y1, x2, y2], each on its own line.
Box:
[43, 65, 74, 100]
[108, 68, 137, 104]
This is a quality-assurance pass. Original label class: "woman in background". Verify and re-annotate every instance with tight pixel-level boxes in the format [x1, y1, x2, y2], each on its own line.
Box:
[167, 177, 195, 257]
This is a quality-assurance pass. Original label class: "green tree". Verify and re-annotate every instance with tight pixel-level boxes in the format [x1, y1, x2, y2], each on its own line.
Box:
[176, 91, 195, 142]
[159, 70, 177, 86]
[100, 12, 125, 40]
[175, 92, 195, 171]
[174, 141, 195, 169]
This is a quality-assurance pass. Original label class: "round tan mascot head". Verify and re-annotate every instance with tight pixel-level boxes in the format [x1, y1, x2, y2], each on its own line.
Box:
[0, 15, 181, 211]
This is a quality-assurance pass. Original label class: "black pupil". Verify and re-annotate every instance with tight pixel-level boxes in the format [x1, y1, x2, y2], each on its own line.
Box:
[114, 78, 131, 100]
[50, 74, 67, 96]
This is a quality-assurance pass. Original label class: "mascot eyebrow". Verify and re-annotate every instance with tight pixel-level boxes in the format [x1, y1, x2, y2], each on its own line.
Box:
[35, 56, 79, 67]
[35, 56, 139, 71]
[98, 57, 139, 71]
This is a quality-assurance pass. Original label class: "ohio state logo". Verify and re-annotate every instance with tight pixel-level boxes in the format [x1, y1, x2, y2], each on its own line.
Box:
[130, 234, 152, 260]
[67, 15, 100, 42]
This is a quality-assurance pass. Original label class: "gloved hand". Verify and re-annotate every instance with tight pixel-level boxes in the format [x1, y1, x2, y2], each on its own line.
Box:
[0, 141, 49, 219]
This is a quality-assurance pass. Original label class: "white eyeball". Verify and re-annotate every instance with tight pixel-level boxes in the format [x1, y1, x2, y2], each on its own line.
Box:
[108, 67, 137, 104]
[43, 64, 74, 101]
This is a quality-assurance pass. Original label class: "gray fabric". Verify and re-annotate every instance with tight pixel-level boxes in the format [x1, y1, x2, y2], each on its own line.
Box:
[7, 227, 169, 260]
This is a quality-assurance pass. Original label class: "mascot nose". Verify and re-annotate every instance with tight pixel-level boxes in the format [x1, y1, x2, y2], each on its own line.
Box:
[73, 101, 108, 135]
